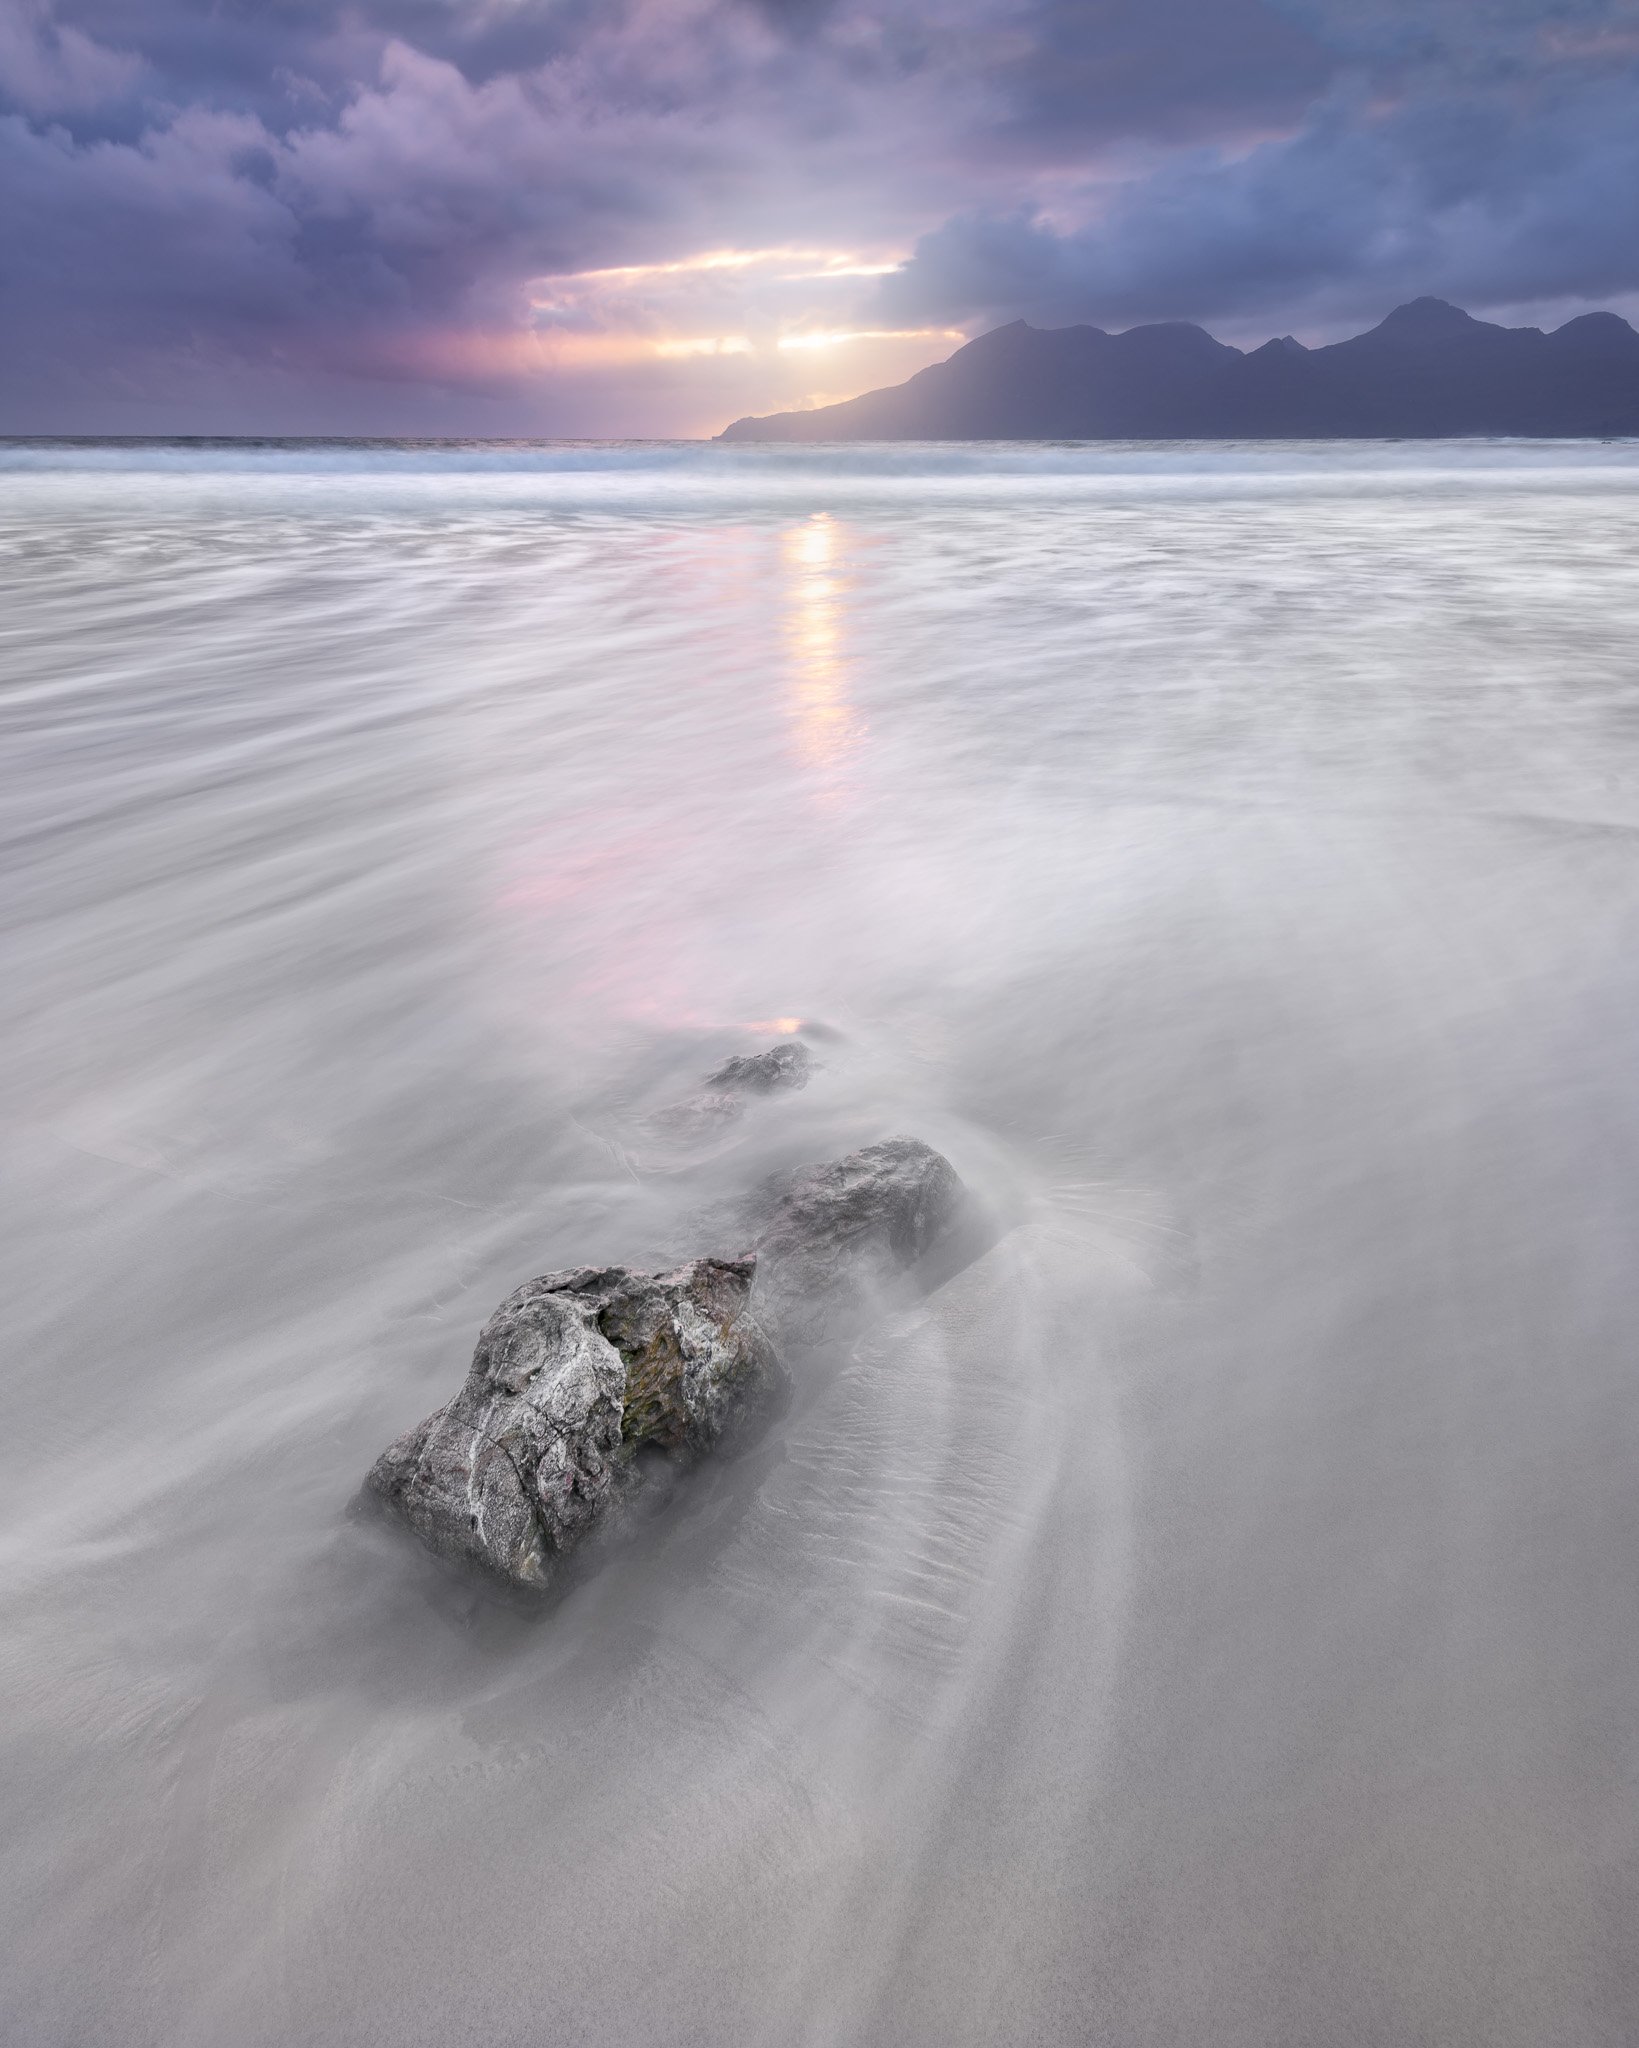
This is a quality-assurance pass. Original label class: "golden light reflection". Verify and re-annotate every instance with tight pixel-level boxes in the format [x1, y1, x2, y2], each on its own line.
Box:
[783, 513, 864, 782]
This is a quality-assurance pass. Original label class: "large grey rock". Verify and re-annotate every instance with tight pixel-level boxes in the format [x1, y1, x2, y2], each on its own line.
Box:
[751, 1135, 980, 1348]
[366, 1256, 782, 1592]
[365, 1134, 987, 1594]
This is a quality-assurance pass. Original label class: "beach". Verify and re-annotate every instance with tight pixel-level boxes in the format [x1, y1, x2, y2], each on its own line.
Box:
[6, 437, 1639, 2044]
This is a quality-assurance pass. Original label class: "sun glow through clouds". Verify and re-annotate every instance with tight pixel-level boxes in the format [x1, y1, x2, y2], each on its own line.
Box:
[530, 246, 905, 292]
[652, 336, 753, 357]
[777, 328, 965, 351]
[516, 244, 969, 393]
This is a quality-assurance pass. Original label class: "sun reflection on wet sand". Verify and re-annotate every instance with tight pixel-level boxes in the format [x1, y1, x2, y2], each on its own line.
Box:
[782, 512, 865, 781]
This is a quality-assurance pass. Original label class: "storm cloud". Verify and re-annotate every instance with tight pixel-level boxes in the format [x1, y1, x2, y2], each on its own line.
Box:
[4, 0, 1639, 431]
[880, 18, 1639, 337]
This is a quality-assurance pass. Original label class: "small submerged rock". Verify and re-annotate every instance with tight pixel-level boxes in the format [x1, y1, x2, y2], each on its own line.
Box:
[703, 1041, 812, 1095]
[364, 1134, 989, 1595]
[365, 1256, 781, 1593]
[642, 1038, 813, 1151]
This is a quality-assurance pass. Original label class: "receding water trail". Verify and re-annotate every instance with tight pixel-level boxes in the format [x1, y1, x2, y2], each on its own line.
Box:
[6, 440, 1639, 2046]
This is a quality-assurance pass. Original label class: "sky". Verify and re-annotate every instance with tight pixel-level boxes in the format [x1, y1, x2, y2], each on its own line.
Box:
[5, 0, 1639, 435]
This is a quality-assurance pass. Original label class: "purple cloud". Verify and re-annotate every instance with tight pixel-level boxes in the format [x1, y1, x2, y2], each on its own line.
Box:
[876, 51, 1639, 339]
[4, 0, 1639, 430]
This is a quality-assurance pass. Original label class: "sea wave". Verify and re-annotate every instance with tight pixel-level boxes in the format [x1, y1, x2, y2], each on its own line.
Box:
[4, 432, 1639, 481]
[6, 433, 1639, 529]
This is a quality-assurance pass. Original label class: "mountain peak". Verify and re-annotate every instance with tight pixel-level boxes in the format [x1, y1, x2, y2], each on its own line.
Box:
[1375, 297, 1479, 334]
[1551, 310, 1639, 357]
[1108, 319, 1238, 365]
[947, 319, 1034, 361]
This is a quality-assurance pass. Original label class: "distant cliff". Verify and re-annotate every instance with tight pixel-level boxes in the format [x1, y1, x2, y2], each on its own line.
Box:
[717, 299, 1639, 441]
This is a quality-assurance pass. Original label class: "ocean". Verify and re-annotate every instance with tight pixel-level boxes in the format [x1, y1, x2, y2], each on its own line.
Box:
[7, 437, 1639, 2045]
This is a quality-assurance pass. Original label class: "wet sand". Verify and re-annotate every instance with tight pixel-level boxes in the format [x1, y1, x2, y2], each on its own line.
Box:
[6, 441, 1639, 2044]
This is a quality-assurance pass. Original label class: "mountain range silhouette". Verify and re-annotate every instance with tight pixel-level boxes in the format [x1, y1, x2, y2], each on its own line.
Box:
[717, 299, 1639, 440]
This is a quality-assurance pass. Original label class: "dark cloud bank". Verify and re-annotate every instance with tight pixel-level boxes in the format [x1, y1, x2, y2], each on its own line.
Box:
[4, 0, 1639, 432]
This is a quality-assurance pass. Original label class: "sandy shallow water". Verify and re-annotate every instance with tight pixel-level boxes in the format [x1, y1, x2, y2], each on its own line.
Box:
[6, 439, 1639, 2044]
